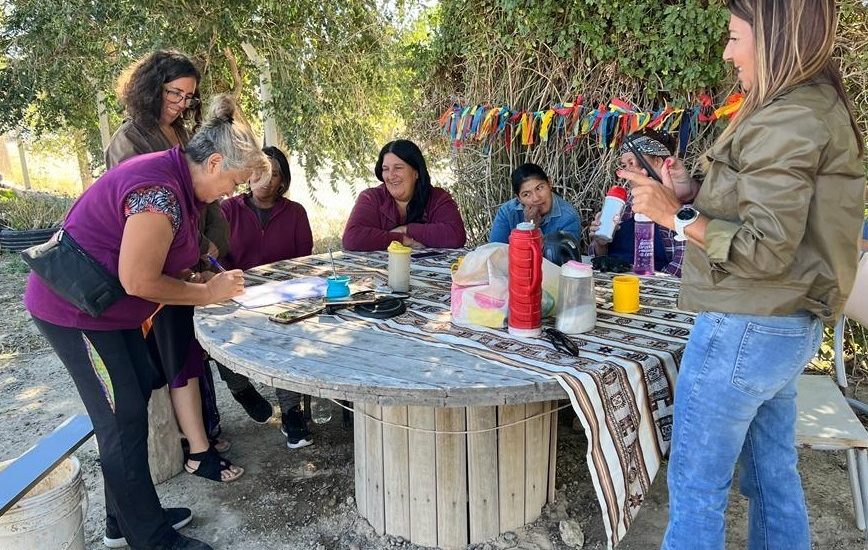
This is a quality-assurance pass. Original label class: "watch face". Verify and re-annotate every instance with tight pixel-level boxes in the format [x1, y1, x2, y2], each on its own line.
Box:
[677, 207, 698, 221]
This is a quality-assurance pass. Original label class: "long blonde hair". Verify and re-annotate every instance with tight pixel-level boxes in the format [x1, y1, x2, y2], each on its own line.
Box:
[721, 0, 863, 155]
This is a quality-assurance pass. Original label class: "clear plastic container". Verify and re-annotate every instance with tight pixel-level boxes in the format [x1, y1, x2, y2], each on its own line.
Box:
[310, 397, 333, 425]
[387, 241, 412, 292]
[555, 261, 596, 334]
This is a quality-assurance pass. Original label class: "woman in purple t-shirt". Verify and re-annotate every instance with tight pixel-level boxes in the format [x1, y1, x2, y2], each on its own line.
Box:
[24, 95, 269, 550]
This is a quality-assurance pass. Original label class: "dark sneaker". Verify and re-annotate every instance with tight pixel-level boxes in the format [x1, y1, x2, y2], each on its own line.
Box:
[231, 385, 273, 423]
[104, 507, 193, 548]
[280, 406, 313, 449]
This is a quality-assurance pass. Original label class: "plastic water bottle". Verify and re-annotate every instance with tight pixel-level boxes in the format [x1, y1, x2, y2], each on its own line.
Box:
[594, 186, 628, 243]
[633, 213, 655, 276]
[310, 397, 332, 424]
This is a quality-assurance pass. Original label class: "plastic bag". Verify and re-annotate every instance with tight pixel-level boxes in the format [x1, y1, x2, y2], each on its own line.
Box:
[450, 243, 559, 328]
[451, 243, 510, 328]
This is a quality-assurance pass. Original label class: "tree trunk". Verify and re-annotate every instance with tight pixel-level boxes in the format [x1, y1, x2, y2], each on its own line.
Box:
[15, 141, 31, 190]
[241, 42, 281, 148]
[96, 91, 112, 152]
[73, 132, 93, 191]
[0, 135, 11, 182]
[147, 386, 184, 484]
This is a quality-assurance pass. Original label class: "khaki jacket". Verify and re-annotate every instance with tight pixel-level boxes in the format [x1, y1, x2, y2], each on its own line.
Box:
[104, 120, 230, 258]
[679, 82, 866, 324]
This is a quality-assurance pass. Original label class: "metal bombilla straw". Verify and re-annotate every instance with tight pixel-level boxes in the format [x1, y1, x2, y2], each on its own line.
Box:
[328, 247, 337, 278]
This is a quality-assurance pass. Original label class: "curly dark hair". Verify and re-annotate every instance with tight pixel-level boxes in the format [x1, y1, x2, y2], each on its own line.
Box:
[117, 50, 202, 131]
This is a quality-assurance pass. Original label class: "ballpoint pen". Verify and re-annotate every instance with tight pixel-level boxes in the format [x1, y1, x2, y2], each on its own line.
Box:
[206, 254, 227, 273]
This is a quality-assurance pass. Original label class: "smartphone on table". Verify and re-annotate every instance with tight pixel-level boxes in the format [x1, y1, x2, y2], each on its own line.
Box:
[268, 302, 324, 324]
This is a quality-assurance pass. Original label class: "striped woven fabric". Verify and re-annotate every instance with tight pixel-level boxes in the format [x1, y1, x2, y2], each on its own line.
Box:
[244, 249, 692, 548]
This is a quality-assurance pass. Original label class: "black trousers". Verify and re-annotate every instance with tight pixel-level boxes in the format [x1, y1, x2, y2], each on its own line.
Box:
[33, 317, 177, 549]
[216, 361, 301, 411]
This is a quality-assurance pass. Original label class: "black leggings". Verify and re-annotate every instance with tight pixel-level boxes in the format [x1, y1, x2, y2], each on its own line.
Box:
[33, 317, 177, 549]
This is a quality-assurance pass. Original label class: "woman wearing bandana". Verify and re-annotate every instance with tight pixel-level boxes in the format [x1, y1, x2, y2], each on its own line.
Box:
[589, 129, 698, 276]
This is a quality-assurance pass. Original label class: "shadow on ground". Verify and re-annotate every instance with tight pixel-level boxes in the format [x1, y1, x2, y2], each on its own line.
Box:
[1, 350, 865, 549]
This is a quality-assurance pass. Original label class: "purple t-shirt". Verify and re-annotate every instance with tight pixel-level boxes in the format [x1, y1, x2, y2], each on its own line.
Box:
[24, 147, 203, 330]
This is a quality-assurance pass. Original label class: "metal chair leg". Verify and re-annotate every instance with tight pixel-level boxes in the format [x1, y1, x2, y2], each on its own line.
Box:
[848, 448, 866, 530]
[857, 449, 868, 532]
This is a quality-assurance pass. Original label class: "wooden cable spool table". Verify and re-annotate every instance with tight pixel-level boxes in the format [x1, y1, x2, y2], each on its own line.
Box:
[194, 249, 690, 549]
[193, 252, 569, 549]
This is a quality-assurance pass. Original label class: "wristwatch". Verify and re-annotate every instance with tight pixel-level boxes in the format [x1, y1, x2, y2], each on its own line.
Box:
[674, 206, 700, 242]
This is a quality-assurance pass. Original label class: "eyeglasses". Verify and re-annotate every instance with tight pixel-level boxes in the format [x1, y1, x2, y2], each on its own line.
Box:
[543, 327, 580, 357]
[162, 87, 200, 109]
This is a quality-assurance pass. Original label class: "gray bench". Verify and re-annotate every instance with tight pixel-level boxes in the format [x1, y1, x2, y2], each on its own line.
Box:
[0, 414, 93, 515]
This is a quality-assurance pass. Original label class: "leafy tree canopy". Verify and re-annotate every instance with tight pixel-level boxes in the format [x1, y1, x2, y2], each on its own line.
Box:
[0, 0, 412, 181]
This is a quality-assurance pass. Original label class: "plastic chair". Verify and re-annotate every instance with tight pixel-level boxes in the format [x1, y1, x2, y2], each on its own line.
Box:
[796, 315, 868, 530]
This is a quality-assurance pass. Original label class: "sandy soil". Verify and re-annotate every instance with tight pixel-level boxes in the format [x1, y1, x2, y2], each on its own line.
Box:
[1, 253, 865, 550]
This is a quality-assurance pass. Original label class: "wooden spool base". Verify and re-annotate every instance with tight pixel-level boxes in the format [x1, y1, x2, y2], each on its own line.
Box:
[353, 401, 558, 549]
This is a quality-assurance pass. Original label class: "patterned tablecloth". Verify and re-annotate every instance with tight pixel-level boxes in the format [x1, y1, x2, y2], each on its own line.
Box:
[241, 248, 693, 548]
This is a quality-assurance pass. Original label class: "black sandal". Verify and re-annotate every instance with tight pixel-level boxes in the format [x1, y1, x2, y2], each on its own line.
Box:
[184, 447, 244, 482]
[181, 436, 231, 454]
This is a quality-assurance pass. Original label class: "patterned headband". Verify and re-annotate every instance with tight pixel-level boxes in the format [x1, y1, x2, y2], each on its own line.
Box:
[620, 135, 671, 157]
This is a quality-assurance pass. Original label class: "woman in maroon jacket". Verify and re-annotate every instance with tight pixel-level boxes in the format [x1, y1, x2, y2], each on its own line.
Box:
[342, 139, 466, 251]
[221, 146, 313, 270]
[218, 146, 316, 449]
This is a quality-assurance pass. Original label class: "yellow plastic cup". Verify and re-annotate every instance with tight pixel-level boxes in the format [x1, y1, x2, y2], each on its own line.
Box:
[612, 275, 640, 313]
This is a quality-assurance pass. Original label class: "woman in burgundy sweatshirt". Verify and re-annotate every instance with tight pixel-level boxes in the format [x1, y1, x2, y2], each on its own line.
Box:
[342, 139, 466, 251]
[219, 146, 316, 450]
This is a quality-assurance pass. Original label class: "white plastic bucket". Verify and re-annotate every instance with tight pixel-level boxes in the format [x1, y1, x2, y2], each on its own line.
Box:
[0, 456, 88, 550]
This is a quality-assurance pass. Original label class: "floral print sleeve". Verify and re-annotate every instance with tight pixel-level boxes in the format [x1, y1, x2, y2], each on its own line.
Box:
[124, 186, 181, 234]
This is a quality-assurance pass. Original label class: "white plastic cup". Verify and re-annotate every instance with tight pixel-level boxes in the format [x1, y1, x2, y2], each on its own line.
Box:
[595, 187, 628, 243]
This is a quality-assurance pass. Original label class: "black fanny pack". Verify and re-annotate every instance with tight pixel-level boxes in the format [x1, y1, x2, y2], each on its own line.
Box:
[21, 229, 127, 317]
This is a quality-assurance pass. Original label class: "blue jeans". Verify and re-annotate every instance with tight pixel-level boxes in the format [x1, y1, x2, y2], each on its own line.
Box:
[662, 311, 823, 550]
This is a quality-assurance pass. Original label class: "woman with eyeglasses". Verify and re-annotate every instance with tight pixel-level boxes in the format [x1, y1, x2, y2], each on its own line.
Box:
[106, 50, 202, 162]
[104, 49, 240, 510]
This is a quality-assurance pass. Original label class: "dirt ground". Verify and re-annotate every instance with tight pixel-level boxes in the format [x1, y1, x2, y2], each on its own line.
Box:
[1, 253, 866, 550]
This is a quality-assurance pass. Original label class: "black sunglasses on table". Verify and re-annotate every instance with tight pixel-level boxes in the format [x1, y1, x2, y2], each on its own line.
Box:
[543, 327, 580, 357]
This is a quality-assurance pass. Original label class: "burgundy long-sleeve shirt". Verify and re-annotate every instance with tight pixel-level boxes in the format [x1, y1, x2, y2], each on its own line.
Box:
[342, 184, 467, 251]
[220, 195, 313, 270]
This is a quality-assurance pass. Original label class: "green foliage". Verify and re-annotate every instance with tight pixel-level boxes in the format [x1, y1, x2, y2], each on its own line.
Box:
[429, 0, 729, 101]
[0, 189, 72, 230]
[0, 0, 414, 183]
[813, 320, 868, 387]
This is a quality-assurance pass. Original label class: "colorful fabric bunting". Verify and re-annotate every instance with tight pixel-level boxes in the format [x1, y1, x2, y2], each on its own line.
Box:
[439, 93, 743, 155]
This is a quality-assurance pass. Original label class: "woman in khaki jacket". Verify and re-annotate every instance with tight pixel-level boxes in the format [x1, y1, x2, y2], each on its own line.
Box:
[620, 1, 865, 548]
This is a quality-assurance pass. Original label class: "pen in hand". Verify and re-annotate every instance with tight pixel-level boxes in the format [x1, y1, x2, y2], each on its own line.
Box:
[206, 254, 227, 273]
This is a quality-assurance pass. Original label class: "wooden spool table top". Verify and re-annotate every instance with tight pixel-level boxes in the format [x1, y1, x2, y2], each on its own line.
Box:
[194, 301, 566, 407]
[193, 250, 566, 407]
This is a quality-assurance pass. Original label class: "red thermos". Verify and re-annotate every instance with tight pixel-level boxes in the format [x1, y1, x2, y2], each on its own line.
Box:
[508, 222, 543, 337]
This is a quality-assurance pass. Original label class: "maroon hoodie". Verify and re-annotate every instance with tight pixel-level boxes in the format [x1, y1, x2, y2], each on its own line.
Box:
[220, 195, 313, 271]
[342, 183, 466, 251]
